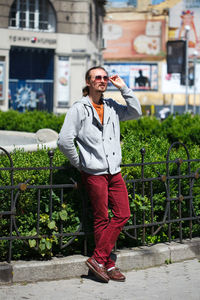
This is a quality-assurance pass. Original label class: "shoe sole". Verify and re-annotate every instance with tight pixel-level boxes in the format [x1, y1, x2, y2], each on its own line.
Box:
[109, 277, 126, 282]
[85, 261, 109, 283]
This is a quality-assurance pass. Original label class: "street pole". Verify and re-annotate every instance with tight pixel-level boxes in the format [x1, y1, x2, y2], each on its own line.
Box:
[185, 25, 190, 113]
[170, 93, 174, 116]
[193, 51, 198, 115]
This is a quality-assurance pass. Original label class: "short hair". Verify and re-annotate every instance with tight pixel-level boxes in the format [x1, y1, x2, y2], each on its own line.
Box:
[85, 66, 108, 81]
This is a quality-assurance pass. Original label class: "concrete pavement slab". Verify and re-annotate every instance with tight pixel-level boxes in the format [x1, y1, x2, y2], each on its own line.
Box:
[0, 259, 200, 300]
[0, 237, 200, 284]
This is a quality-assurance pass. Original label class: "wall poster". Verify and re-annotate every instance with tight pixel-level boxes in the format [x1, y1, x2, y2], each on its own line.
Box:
[57, 56, 70, 107]
[104, 63, 158, 91]
[9, 79, 52, 112]
[162, 62, 200, 94]
[0, 62, 5, 100]
[103, 19, 166, 60]
[169, 2, 200, 57]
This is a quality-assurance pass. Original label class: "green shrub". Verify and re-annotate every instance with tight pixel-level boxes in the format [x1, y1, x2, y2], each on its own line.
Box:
[161, 114, 200, 145]
[120, 132, 200, 247]
[120, 116, 161, 140]
[0, 148, 84, 260]
[120, 113, 200, 145]
[0, 110, 65, 133]
[0, 112, 200, 260]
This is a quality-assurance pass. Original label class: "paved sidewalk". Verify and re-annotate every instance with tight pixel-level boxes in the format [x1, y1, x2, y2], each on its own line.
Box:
[0, 259, 200, 300]
[0, 238, 200, 284]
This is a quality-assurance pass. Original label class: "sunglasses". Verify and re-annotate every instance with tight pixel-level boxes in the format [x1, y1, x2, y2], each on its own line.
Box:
[93, 75, 109, 82]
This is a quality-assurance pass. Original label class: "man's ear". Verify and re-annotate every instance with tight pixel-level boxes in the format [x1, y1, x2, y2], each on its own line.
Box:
[86, 80, 90, 87]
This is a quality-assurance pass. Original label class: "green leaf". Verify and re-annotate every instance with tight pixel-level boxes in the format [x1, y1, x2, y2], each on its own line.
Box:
[28, 239, 36, 248]
[45, 239, 52, 250]
[45, 204, 49, 213]
[140, 206, 148, 211]
[48, 220, 56, 230]
[39, 242, 46, 252]
[59, 210, 68, 221]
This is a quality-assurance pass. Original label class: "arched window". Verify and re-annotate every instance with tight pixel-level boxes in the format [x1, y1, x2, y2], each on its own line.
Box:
[9, 0, 56, 32]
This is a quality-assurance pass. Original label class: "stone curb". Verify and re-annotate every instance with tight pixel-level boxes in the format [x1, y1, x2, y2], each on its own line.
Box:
[0, 238, 200, 284]
[0, 129, 58, 153]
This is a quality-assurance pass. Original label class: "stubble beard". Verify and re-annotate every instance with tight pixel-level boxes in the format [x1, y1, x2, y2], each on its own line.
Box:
[97, 84, 107, 93]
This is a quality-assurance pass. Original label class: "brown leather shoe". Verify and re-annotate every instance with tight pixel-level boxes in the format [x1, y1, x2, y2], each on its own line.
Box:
[86, 257, 110, 283]
[107, 267, 126, 282]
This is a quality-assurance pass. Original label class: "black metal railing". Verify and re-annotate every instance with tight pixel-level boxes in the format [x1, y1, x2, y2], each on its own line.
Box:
[0, 142, 200, 262]
[122, 141, 200, 245]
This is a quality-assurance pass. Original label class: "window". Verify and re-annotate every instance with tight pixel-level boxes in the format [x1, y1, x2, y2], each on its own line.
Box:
[89, 4, 93, 40]
[184, 0, 200, 8]
[106, 0, 137, 7]
[95, 6, 99, 40]
[151, 0, 165, 4]
[127, 0, 137, 6]
[9, 0, 56, 32]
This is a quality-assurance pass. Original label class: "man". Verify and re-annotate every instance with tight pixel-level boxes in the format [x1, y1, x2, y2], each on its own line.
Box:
[135, 69, 150, 89]
[58, 66, 142, 283]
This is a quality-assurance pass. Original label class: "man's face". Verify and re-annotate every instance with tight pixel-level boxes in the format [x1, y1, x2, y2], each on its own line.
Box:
[87, 68, 109, 94]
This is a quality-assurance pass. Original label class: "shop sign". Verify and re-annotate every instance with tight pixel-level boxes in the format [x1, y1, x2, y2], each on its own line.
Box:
[9, 35, 56, 45]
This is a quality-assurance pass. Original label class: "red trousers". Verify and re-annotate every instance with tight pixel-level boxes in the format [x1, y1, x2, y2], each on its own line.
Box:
[82, 172, 130, 269]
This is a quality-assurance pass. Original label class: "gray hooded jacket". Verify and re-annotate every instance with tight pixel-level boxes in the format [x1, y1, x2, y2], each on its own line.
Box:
[57, 85, 142, 175]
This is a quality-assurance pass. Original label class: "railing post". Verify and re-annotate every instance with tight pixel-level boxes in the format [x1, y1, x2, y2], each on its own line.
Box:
[140, 148, 146, 245]
[48, 150, 54, 221]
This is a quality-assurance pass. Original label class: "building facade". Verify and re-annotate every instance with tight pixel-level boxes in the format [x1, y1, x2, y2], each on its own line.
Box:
[103, 0, 200, 114]
[0, 0, 106, 113]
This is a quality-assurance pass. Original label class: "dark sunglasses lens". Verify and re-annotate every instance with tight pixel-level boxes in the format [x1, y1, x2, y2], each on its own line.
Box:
[95, 76, 109, 82]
